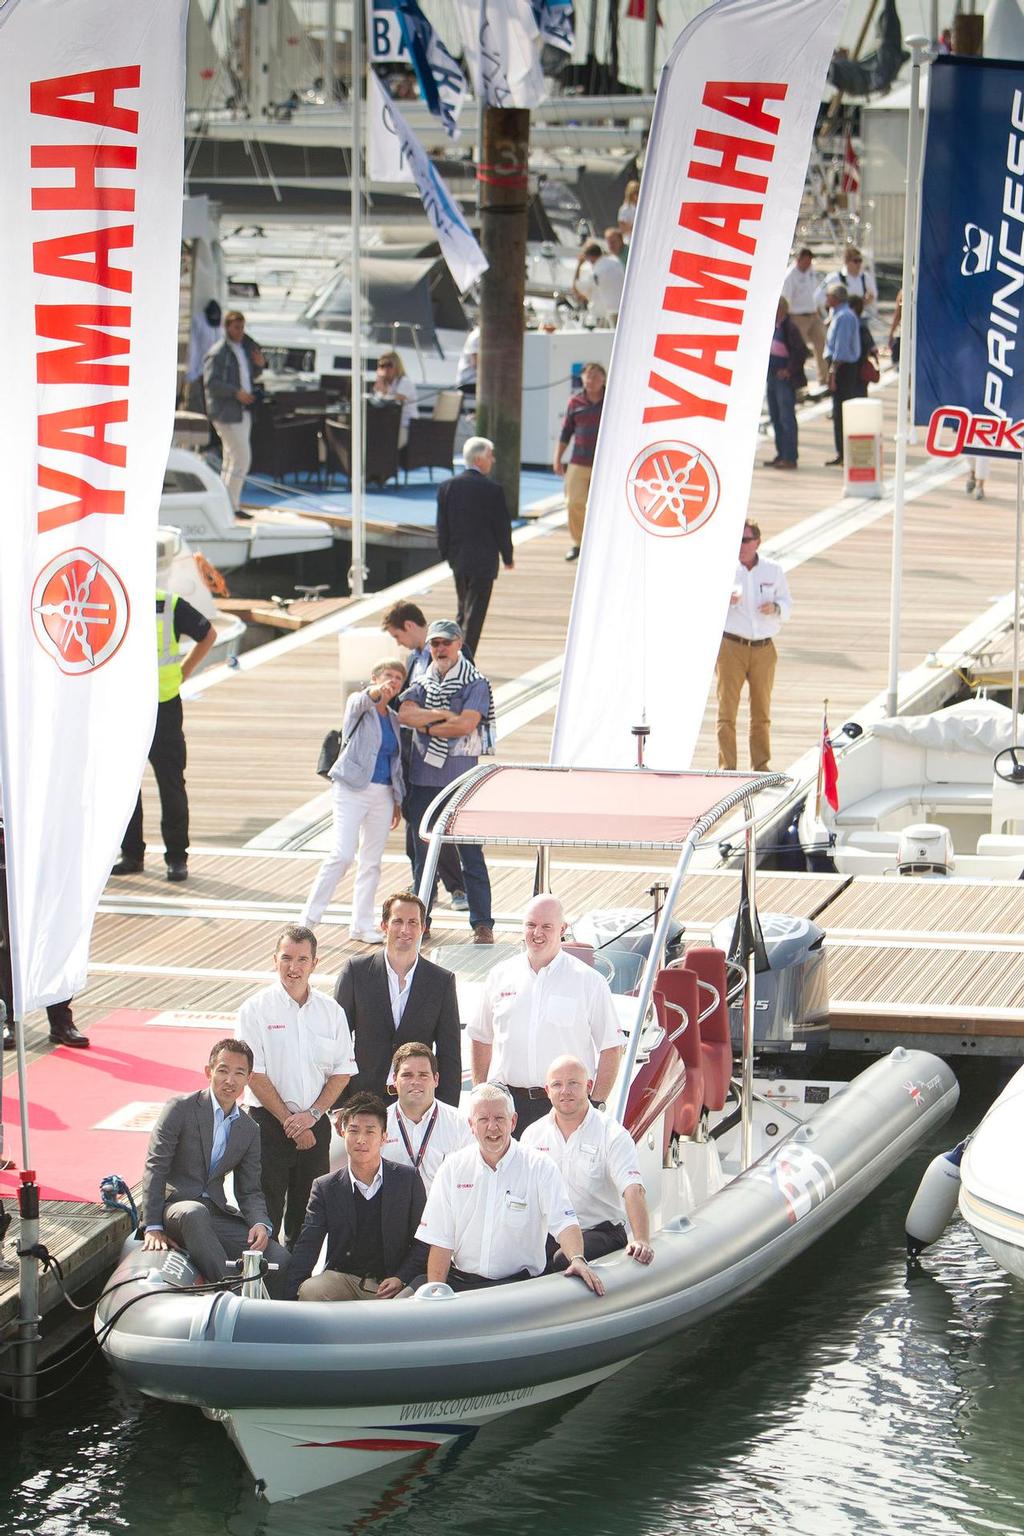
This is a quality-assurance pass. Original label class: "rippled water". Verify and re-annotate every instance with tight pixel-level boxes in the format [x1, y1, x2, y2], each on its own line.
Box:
[5, 1065, 1023, 1536]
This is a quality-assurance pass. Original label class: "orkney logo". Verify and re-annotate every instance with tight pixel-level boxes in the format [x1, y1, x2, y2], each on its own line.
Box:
[625, 440, 720, 538]
[31, 549, 130, 675]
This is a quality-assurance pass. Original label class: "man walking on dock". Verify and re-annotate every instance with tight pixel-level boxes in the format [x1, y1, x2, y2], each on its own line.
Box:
[553, 362, 606, 562]
[435, 438, 514, 661]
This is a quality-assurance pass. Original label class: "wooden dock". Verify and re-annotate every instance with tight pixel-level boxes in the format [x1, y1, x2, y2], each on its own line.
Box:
[3, 373, 1023, 1350]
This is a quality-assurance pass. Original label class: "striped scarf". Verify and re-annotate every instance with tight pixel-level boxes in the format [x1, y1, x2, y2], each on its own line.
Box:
[421, 654, 495, 767]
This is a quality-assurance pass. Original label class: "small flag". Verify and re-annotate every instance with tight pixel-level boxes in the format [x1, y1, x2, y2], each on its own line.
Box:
[452, 0, 546, 107]
[625, 0, 663, 23]
[369, 75, 488, 293]
[820, 711, 840, 813]
[391, 0, 466, 138]
[841, 132, 860, 194]
[532, 0, 574, 51]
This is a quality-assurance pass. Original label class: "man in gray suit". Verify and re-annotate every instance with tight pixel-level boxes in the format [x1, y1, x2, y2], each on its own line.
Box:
[141, 1037, 290, 1296]
[334, 892, 462, 1107]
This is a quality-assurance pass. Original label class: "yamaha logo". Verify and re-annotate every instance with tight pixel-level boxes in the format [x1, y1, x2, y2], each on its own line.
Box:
[31, 549, 130, 675]
[625, 440, 720, 538]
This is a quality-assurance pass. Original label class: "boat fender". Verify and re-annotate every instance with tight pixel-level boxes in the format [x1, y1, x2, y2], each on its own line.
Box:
[415, 1282, 455, 1299]
[905, 1143, 965, 1258]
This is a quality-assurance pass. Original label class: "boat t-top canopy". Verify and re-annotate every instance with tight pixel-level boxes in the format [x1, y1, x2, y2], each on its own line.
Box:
[422, 764, 789, 851]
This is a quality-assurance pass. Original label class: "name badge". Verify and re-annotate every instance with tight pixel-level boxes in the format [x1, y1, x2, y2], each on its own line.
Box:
[505, 1193, 528, 1213]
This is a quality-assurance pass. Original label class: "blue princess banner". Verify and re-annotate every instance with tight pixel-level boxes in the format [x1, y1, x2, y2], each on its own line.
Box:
[916, 55, 1024, 458]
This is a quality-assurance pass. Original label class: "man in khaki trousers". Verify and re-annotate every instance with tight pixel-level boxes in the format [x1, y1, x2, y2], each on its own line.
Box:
[553, 363, 606, 562]
[717, 521, 792, 772]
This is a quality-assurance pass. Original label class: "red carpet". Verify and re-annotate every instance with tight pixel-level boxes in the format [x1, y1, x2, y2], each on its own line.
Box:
[0, 1011, 227, 1202]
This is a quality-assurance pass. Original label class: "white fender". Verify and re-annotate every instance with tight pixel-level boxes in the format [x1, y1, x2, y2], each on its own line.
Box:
[906, 1144, 964, 1256]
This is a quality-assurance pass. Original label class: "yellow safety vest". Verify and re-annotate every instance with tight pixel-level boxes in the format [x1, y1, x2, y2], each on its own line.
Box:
[156, 590, 183, 703]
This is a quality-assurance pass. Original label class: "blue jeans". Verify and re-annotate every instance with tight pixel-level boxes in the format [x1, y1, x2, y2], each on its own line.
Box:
[405, 783, 493, 929]
[766, 372, 798, 463]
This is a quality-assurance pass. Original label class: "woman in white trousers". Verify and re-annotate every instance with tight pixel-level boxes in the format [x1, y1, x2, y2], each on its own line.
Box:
[301, 660, 406, 939]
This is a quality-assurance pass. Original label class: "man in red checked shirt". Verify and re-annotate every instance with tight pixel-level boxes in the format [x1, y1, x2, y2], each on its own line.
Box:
[553, 362, 606, 563]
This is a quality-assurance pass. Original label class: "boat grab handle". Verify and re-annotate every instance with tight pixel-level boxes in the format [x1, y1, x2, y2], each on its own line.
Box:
[659, 997, 691, 1044]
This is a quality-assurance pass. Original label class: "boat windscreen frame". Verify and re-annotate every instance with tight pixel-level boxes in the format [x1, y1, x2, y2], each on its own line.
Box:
[412, 762, 789, 1128]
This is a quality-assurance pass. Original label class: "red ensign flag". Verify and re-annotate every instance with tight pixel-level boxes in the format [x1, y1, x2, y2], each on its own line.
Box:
[821, 717, 840, 812]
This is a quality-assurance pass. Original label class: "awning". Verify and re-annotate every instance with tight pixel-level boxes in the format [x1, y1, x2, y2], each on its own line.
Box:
[430, 764, 786, 850]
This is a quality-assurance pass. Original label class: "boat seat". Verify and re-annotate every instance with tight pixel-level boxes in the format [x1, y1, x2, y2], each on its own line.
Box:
[562, 942, 595, 967]
[976, 834, 1024, 868]
[834, 783, 991, 829]
[653, 971, 704, 1139]
[679, 948, 732, 1111]
[622, 1033, 686, 1155]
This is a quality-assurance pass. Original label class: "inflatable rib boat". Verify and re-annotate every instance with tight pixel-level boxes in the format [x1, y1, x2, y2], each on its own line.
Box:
[96, 766, 959, 1502]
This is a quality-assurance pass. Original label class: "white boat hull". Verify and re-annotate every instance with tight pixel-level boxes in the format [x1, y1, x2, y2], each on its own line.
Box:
[959, 1063, 1024, 1282]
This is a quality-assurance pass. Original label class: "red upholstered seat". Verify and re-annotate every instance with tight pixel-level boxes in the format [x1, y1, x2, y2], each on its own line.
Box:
[562, 942, 595, 967]
[680, 947, 733, 1111]
[653, 968, 704, 1138]
[622, 1033, 685, 1154]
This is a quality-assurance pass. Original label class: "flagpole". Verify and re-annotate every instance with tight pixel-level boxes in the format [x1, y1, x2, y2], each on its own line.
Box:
[475, 0, 486, 217]
[350, 0, 367, 598]
[885, 36, 928, 718]
[815, 698, 827, 821]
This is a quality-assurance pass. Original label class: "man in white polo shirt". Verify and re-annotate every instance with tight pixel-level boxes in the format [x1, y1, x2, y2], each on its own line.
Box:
[522, 1054, 654, 1267]
[238, 924, 357, 1247]
[418, 1083, 605, 1294]
[381, 1041, 473, 1192]
[467, 894, 623, 1133]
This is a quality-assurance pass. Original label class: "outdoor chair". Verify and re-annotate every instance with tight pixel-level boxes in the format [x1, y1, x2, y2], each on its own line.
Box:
[400, 389, 464, 482]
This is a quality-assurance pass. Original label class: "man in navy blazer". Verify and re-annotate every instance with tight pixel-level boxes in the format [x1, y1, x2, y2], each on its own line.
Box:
[335, 893, 462, 1107]
[287, 1093, 427, 1300]
[435, 437, 513, 658]
[141, 1038, 290, 1296]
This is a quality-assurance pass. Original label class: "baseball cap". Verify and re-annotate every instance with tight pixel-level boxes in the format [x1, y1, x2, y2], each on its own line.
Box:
[425, 620, 463, 642]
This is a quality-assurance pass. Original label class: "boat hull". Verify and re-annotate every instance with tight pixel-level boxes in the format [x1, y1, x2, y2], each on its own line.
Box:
[96, 1048, 958, 1500]
[959, 1063, 1024, 1281]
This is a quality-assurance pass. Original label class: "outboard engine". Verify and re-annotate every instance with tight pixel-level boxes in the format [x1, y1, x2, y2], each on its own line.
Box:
[711, 911, 829, 1053]
[897, 823, 954, 877]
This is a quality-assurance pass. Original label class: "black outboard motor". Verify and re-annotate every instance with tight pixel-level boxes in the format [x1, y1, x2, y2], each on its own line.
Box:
[711, 911, 829, 1053]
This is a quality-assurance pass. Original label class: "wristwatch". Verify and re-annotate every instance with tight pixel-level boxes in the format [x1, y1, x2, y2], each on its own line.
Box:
[308, 1107, 322, 1122]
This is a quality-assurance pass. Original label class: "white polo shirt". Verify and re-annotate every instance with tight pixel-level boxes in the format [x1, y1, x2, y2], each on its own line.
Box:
[521, 1107, 644, 1229]
[467, 949, 622, 1089]
[417, 1139, 578, 1279]
[382, 1099, 474, 1191]
[238, 982, 357, 1111]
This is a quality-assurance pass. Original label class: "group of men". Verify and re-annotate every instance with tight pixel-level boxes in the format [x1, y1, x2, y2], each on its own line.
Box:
[141, 892, 653, 1303]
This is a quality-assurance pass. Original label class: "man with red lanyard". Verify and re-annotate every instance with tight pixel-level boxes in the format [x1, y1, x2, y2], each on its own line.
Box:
[381, 1042, 473, 1192]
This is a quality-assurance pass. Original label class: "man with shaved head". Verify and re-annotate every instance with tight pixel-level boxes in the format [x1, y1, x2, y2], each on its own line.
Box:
[466, 895, 623, 1133]
[522, 1054, 653, 1267]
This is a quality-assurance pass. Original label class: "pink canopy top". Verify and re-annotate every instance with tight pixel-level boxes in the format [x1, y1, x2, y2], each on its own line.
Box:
[435, 765, 778, 849]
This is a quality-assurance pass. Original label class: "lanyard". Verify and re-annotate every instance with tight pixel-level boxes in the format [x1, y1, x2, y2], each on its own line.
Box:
[396, 1105, 439, 1172]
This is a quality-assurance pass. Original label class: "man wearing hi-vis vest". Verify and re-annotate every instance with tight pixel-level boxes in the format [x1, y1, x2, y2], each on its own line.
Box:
[111, 591, 215, 882]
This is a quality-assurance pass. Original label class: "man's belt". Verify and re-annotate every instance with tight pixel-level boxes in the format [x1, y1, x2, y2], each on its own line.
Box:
[723, 633, 774, 649]
[509, 1085, 548, 1100]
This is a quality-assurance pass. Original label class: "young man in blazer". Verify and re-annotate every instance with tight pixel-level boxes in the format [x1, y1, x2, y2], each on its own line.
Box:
[287, 1093, 427, 1300]
[141, 1038, 290, 1296]
[334, 892, 462, 1106]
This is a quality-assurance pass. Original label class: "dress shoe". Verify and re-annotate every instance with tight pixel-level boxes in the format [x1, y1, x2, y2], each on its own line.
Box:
[764, 455, 781, 467]
[825, 456, 844, 466]
[565, 546, 580, 562]
[49, 1022, 90, 1049]
[473, 925, 495, 944]
[166, 860, 189, 882]
[771, 460, 797, 470]
[449, 889, 469, 912]
[110, 857, 144, 876]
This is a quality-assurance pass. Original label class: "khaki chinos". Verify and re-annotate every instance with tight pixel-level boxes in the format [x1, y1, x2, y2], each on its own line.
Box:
[716, 634, 777, 772]
[791, 312, 828, 386]
[564, 463, 592, 548]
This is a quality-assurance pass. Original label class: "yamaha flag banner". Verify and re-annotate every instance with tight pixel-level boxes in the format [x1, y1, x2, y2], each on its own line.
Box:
[369, 74, 488, 292]
[551, 0, 845, 771]
[916, 56, 1024, 461]
[0, 0, 187, 1012]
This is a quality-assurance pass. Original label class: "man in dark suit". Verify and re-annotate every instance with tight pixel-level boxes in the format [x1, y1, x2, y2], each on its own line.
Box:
[436, 436, 514, 659]
[141, 1038, 290, 1296]
[335, 892, 462, 1105]
[287, 1093, 427, 1300]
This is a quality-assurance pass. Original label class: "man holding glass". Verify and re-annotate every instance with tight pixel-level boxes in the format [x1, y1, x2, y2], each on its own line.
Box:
[716, 521, 792, 772]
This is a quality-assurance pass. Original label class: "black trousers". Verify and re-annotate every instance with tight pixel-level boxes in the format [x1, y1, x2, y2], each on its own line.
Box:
[508, 1086, 551, 1137]
[121, 695, 189, 864]
[446, 1264, 531, 1292]
[546, 1220, 627, 1270]
[250, 1107, 331, 1249]
[453, 570, 494, 660]
[832, 361, 861, 460]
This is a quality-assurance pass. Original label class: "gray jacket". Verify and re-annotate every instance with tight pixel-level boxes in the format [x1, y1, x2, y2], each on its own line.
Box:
[141, 1088, 270, 1231]
[203, 335, 263, 424]
[330, 689, 404, 800]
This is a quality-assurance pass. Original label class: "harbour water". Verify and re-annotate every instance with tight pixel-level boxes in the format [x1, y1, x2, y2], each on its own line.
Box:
[3, 1064, 1023, 1536]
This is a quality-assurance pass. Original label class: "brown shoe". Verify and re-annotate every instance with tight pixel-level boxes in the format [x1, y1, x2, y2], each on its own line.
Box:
[473, 925, 495, 944]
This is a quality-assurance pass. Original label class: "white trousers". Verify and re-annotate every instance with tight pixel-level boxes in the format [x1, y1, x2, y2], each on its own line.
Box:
[301, 780, 395, 932]
[217, 414, 252, 510]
